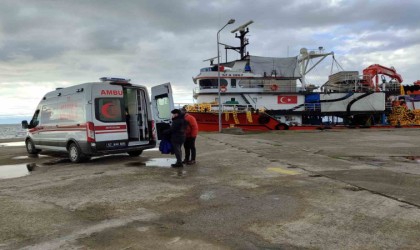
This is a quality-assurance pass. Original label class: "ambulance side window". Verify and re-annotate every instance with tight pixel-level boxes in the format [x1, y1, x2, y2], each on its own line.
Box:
[95, 98, 124, 122]
[30, 110, 40, 127]
[41, 105, 53, 124]
[156, 95, 171, 120]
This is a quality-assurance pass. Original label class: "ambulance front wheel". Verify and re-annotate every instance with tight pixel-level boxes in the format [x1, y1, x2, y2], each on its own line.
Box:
[128, 150, 143, 157]
[68, 143, 85, 163]
[25, 139, 39, 155]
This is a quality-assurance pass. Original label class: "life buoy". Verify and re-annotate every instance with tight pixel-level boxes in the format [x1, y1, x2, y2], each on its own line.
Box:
[220, 86, 227, 92]
[270, 84, 278, 91]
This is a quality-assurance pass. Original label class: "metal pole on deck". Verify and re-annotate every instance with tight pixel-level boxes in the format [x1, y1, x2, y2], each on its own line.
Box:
[217, 19, 235, 132]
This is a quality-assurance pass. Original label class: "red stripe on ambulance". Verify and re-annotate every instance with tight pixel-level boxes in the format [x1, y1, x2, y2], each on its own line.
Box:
[95, 125, 127, 131]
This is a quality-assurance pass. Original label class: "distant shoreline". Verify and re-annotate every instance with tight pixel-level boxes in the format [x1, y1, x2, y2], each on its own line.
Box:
[0, 123, 27, 141]
[0, 138, 24, 143]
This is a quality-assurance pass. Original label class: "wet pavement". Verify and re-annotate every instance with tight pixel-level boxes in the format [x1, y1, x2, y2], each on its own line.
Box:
[1, 129, 420, 249]
[0, 164, 31, 179]
[0, 141, 25, 147]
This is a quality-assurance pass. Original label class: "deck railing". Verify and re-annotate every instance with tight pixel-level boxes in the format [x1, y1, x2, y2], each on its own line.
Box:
[194, 80, 298, 94]
[175, 103, 255, 113]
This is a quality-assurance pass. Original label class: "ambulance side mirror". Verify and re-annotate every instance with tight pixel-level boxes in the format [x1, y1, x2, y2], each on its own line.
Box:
[22, 120, 29, 129]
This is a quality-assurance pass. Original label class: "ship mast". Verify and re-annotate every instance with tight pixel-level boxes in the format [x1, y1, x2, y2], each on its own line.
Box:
[298, 47, 334, 91]
[223, 20, 254, 60]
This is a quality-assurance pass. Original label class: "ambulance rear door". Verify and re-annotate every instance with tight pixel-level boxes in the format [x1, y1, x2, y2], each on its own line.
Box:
[151, 82, 174, 140]
[91, 83, 128, 150]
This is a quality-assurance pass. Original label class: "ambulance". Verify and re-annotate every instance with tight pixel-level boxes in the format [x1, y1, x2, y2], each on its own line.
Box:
[21, 77, 174, 162]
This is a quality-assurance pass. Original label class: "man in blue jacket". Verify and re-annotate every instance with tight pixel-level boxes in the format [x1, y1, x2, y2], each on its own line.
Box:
[164, 109, 187, 168]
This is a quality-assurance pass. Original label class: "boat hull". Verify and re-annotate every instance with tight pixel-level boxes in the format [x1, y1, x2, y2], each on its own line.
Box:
[189, 112, 283, 131]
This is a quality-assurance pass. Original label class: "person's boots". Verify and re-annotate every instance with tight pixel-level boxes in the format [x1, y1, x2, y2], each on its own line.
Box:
[171, 162, 183, 168]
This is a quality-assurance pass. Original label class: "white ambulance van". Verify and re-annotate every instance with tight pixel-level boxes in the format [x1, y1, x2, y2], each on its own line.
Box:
[22, 77, 174, 162]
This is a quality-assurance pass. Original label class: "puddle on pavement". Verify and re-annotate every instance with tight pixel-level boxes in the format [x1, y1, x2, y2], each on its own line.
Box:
[127, 158, 175, 168]
[145, 158, 174, 168]
[12, 155, 49, 160]
[0, 163, 39, 179]
[126, 158, 188, 177]
[367, 160, 386, 167]
[144, 147, 159, 152]
[200, 191, 215, 201]
[0, 141, 25, 147]
[90, 153, 127, 161]
[171, 169, 187, 178]
[405, 156, 420, 163]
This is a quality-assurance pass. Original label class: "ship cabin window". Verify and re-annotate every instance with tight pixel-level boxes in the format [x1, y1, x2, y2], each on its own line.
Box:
[199, 79, 228, 89]
[231, 79, 236, 88]
[238, 79, 264, 88]
[200, 67, 213, 72]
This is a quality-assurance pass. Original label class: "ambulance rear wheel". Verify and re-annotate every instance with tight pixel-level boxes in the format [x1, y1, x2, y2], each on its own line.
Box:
[128, 150, 143, 157]
[68, 143, 84, 163]
[25, 139, 38, 154]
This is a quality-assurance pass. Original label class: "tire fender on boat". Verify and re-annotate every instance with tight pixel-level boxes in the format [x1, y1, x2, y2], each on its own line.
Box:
[270, 84, 278, 91]
[258, 115, 270, 124]
[275, 123, 289, 130]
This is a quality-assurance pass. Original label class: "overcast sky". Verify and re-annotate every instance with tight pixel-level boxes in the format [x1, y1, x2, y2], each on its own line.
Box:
[1, 0, 419, 123]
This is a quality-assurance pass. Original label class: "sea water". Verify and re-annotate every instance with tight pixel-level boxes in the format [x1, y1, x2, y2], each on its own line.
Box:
[0, 124, 27, 140]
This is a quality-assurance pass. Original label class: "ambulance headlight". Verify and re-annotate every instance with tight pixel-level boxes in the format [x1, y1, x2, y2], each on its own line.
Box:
[91, 143, 96, 147]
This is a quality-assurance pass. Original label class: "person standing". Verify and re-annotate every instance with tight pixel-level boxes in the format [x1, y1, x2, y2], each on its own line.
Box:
[164, 109, 187, 168]
[125, 108, 130, 138]
[183, 110, 198, 165]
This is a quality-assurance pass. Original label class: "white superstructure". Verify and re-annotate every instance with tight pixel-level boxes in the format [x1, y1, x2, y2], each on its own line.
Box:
[191, 22, 387, 127]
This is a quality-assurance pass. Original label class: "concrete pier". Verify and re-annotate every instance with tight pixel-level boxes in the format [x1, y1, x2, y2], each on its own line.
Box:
[1, 129, 420, 249]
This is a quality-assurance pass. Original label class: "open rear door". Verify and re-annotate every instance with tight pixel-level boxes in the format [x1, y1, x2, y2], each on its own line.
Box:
[151, 82, 175, 140]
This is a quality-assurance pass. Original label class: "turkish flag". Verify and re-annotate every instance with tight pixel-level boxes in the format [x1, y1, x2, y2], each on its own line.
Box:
[278, 95, 298, 104]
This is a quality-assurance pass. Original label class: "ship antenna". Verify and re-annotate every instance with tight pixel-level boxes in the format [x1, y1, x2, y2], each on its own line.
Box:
[228, 20, 253, 59]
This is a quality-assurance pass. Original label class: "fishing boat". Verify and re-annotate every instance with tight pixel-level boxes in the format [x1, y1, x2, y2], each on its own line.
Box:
[186, 21, 420, 131]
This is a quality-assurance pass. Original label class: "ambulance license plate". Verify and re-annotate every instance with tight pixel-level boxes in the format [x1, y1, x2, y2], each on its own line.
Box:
[106, 141, 126, 148]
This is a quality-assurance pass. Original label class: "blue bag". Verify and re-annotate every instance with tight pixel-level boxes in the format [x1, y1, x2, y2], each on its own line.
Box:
[159, 139, 172, 154]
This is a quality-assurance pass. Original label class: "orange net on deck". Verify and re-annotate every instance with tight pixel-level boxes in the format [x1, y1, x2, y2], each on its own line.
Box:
[388, 106, 420, 126]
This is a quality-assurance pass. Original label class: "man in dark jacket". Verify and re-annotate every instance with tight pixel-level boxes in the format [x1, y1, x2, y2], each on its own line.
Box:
[164, 109, 187, 168]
